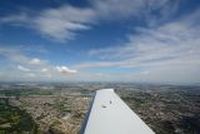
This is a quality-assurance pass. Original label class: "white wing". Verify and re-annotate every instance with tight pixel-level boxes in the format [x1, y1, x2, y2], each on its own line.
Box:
[81, 89, 155, 134]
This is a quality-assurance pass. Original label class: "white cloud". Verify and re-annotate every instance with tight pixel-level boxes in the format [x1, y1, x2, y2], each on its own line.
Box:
[73, 9, 200, 83]
[17, 65, 30, 72]
[0, 6, 95, 42]
[84, 9, 200, 67]
[56, 66, 77, 74]
[0, 0, 181, 41]
[90, 0, 145, 19]
[29, 58, 41, 65]
[34, 6, 96, 41]
[0, 47, 78, 81]
[0, 1, 199, 83]
[0, 12, 29, 25]
[90, 0, 180, 26]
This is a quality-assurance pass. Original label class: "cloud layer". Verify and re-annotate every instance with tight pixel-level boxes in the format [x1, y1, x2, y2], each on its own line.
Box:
[0, 48, 77, 81]
[34, 6, 95, 41]
[1, 0, 181, 41]
[74, 9, 200, 84]
[0, 0, 199, 84]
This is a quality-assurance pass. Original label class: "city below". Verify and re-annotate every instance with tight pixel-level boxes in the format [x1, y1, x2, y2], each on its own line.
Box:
[0, 82, 199, 134]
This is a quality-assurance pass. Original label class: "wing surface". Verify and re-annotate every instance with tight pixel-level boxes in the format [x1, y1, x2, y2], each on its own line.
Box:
[81, 89, 155, 134]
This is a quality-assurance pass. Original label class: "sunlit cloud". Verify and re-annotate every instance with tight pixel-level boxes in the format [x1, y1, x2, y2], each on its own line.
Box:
[0, 47, 78, 81]
[56, 66, 77, 74]
[29, 58, 41, 65]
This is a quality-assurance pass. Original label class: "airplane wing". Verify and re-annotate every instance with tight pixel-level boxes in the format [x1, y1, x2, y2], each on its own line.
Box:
[80, 89, 155, 134]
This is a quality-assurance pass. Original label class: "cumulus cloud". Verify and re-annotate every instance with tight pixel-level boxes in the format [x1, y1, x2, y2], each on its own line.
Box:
[29, 58, 41, 65]
[0, 47, 78, 81]
[56, 66, 77, 74]
[17, 65, 30, 72]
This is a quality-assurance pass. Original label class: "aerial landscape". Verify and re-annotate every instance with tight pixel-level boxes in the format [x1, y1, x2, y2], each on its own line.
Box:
[0, 0, 200, 133]
[0, 82, 199, 134]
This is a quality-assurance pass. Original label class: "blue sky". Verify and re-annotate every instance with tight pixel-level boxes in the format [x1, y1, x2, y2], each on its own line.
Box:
[0, 0, 200, 84]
